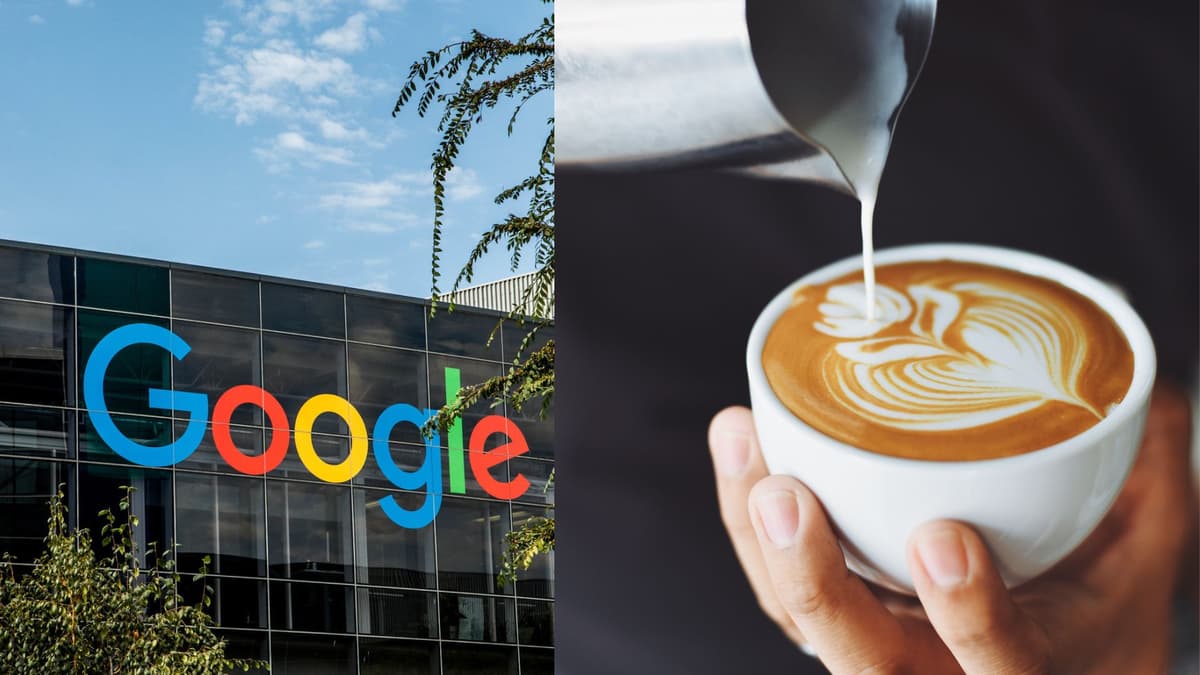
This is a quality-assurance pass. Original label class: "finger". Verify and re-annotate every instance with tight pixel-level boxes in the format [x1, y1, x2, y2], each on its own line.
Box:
[749, 476, 920, 673]
[708, 407, 807, 645]
[910, 521, 1053, 675]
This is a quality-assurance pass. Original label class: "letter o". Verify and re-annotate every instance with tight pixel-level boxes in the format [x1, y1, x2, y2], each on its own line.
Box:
[294, 394, 368, 483]
[213, 385, 289, 475]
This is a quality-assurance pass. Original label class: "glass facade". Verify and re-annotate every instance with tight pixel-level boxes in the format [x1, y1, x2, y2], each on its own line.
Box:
[0, 242, 554, 674]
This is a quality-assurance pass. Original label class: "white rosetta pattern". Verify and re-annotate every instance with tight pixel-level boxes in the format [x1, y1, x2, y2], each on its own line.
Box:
[814, 281, 1102, 431]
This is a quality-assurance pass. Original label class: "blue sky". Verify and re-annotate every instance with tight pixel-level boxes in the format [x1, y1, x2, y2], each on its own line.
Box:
[0, 0, 551, 296]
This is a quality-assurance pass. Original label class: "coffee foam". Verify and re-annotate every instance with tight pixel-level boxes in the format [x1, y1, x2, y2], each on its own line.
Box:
[762, 260, 1134, 460]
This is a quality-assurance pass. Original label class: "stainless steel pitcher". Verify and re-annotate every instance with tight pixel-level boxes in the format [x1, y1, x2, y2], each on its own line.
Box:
[556, 0, 937, 195]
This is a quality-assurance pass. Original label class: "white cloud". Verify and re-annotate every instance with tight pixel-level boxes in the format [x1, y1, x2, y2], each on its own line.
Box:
[319, 172, 426, 210]
[28, 14, 45, 24]
[256, 214, 278, 224]
[196, 39, 356, 124]
[364, 0, 405, 11]
[315, 12, 368, 53]
[242, 0, 340, 34]
[345, 222, 398, 234]
[65, 0, 85, 6]
[255, 130, 354, 170]
[318, 117, 368, 142]
[304, 239, 326, 249]
[445, 167, 482, 201]
[204, 19, 228, 48]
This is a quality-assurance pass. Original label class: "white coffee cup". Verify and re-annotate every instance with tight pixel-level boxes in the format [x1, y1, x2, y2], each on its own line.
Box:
[746, 243, 1156, 592]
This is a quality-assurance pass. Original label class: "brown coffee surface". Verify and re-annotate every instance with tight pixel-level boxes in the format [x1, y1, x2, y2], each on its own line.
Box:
[763, 260, 1134, 461]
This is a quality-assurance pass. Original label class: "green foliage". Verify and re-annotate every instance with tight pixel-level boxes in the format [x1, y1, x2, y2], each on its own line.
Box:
[395, 0, 554, 584]
[0, 487, 265, 674]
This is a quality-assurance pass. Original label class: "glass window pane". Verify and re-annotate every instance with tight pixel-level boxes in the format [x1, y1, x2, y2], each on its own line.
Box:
[0, 405, 71, 458]
[518, 647, 554, 675]
[78, 311, 169, 417]
[359, 638, 440, 675]
[76, 462, 173, 568]
[439, 593, 516, 643]
[0, 246, 73, 304]
[427, 309, 502, 361]
[270, 633, 357, 674]
[509, 457, 554, 506]
[171, 269, 259, 328]
[78, 257, 168, 316]
[348, 343, 427, 443]
[175, 421, 262, 474]
[427, 355, 502, 449]
[441, 643, 518, 675]
[173, 321, 262, 427]
[262, 333, 346, 436]
[517, 600, 554, 646]
[267, 480, 353, 582]
[511, 505, 554, 599]
[179, 576, 268, 630]
[501, 322, 551, 364]
[272, 432, 352, 481]
[78, 412, 172, 463]
[508, 396, 553, 460]
[215, 629, 269, 674]
[0, 458, 71, 562]
[354, 488, 436, 588]
[346, 294, 426, 350]
[175, 472, 266, 577]
[0, 300, 74, 407]
[261, 283, 345, 339]
[436, 497, 511, 595]
[356, 587, 437, 638]
[268, 581, 355, 633]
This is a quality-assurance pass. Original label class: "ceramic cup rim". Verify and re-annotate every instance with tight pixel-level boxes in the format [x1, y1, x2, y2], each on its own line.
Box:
[746, 243, 1157, 471]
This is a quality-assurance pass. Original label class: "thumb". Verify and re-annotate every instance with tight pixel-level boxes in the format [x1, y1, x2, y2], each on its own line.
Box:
[908, 521, 1052, 675]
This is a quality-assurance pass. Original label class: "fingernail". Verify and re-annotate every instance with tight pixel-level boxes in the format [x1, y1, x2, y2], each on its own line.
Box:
[915, 528, 968, 588]
[713, 431, 751, 478]
[755, 490, 800, 548]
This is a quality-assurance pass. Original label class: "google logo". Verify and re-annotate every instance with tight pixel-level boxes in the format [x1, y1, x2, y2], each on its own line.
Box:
[82, 324, 533, 529]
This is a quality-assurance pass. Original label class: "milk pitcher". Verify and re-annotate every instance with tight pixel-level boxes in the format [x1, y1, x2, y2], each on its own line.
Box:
[556, 0, 937, 196]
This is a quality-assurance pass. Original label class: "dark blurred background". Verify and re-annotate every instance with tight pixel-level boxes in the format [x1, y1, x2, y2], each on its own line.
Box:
[556, 1, 1197, 673]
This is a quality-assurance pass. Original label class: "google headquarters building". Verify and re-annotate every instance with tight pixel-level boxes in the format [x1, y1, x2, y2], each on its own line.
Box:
[0, 240, 554, 674]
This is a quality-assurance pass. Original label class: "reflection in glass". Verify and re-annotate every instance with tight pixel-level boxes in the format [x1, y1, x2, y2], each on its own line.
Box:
[436, 498, 511, 595]
[176, 422, 262, 474]
[0, 405, 71, 458]
[269, 581, 355, 633]
[357, 587, 437, 638]
[261, 283, 345, 339]
[263, 333, 347, 436]
[354, 489, 436, 588]
[439, 593, 516, 643]
[427, 310, 503, 361]
[511, 505, 554, 599]
[346, 294, 426, 350]
[441, 643, 518, 675]
[508, 396, 553, 460]
[175, 472, 266, 576]
[78, 412, 172, 463]
[0, 300, 74, 407]
[427, 355, 502, 449]
[0, 246, 73, 304]
[501, 322, 552, 363]
[509, 457, 554, 506]
[267, 480, 353, 582]
[173, 321, 262, 427]
[517, 600, 554, 646]
[348, 343, 427, 441]
[77, 257, 169, 315]
[358, 638, 440, 675]
[172, 269, 259, 328]
[179, 576, 268, 629]
[517, 647, 554, 675]
[78, 311, 169, 417]
[216, 630, 270, 674]
[76, 462, 172, 567]
[271, 633, 357, 674]
[0, 458, 70, 562]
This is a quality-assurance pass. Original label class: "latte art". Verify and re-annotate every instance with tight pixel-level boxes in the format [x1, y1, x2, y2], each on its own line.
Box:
[763, 261, 1134, 460]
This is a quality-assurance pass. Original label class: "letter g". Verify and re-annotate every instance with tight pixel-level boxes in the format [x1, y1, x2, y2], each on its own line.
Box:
[82, 323, 208, 467]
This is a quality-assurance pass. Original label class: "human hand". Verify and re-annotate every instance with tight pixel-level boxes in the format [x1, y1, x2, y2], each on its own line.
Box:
[708, 383, 1195, 674]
